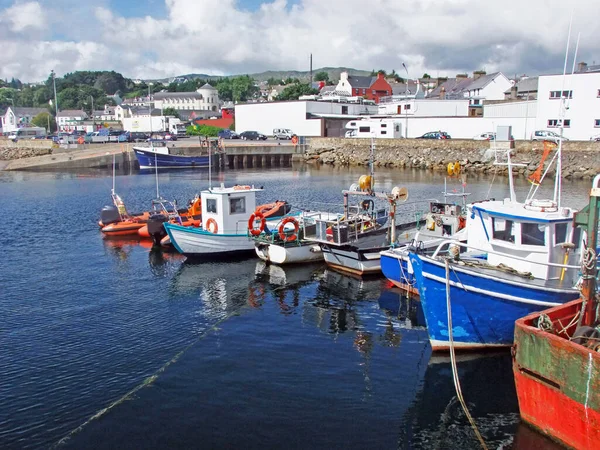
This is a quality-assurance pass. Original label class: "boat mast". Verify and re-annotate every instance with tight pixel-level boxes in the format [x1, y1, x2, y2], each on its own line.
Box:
[506, 144, 517, 203]
[208, 137, 212, 190]
[155, 153, 160, 199]
[111, 153, 116, 195]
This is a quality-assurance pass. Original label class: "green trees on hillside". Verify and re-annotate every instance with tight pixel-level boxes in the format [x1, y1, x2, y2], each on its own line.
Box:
[277, 83, 319, 101]
[215, 75, 258, 102]
[31, 112, 56, 132]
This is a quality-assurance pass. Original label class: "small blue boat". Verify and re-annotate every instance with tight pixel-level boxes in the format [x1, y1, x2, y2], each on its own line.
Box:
[133, 146, 209, 169]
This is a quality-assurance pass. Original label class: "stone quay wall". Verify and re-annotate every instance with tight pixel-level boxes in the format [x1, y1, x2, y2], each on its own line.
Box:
[0, 138, 54, 160]
[304, 138, 600, 180]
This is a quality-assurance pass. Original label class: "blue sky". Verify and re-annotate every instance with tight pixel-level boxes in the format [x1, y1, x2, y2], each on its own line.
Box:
[0, 0, 597, 82]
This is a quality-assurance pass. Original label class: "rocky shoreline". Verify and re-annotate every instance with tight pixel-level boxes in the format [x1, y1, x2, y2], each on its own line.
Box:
[0, 146, 52, 161]
[304, 138, 600, 180]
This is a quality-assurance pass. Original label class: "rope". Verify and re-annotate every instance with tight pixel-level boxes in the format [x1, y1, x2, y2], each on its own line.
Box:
[486, 165, 497, 200]
[445, 259, 488, 450]
[398, 254, 416, 287]
[582, 246, 596, 272]
[536, 313, 554, 333]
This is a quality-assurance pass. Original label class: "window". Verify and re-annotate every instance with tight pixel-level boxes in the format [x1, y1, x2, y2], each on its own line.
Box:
[372, 90, 376, 95]
[549, 90, 572, 99]
[381, 123, 387, 128]
[572, 227, 582, 249]
[522, 223, 547, 246]
[597, 89, 600, 97]
[362, 89, 366, 94]
[404, 104, 411, 110]
[381, 131, 387, 135]
[473, 99, 480, 105]
[341, 106, 348, 115]
[554, 222, 568, 245]
[492, 218, 515, 242]
[359, 126, 370, 133]
[395, 125, 400, 132]
[548, 119, 570, 127]
[229, 197, 246, 214]
[595, 119, 600, 127]
[206, 199, 217, 213]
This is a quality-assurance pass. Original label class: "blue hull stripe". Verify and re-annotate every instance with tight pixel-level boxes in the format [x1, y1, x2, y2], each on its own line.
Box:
[409, 252, 579, 347]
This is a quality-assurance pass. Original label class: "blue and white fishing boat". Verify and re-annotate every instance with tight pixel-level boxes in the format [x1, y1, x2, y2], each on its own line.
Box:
[408, 138, 583, 351]
[133, 145, 209, 169]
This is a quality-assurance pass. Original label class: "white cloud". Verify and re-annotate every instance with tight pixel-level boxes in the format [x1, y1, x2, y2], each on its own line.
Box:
[2, 0, 600, 82]
[3, 1, 45, 32]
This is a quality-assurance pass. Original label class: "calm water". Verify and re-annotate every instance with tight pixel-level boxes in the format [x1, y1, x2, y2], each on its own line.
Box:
[0, 165, 588, 449]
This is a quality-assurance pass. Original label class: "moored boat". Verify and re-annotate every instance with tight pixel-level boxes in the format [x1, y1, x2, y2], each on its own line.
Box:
[512, 175, 600, 449]
[133, 145, 209, 169]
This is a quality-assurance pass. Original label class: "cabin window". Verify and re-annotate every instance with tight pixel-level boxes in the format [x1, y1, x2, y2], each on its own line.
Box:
[572, 227, 582, 249]
[341, 106, 348, 115]
[554, 222, 568, 244]
[522, 223, 547, 246]
[492, 218, 515, 242]
[359, 126, 370, 133]
[206, 199, 217, 214]
[229, 197, 246, 214]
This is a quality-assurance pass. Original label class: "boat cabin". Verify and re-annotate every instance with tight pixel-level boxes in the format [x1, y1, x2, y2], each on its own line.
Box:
[421, 202, 464, 237]
[201, 184, 262, 234]
[465, 200, 582, 283]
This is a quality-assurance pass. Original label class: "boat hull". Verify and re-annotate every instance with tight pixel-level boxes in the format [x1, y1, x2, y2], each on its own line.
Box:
[513, 299, 600, 450]
[254, 241, 323, 264]
[101, 222, 145, 236]
[133, 148, 209, 169]
[380, 250, 419, 295]
[165, 223, 254, 255]
[321, 244, 383, 276]
[409, 253, 579, 350]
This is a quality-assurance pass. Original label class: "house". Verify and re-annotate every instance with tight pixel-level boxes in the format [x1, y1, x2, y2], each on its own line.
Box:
[267, 85, 286, 102]
[56, 110, 88, 131]
[504, 76, 539, 100]
[429, 74, 473, 100]
[462, 71, 512, 105]
[152, 83, 220, 112]
[92, 105, 116, 121]
[2, 106, 48, 133]
[334, 72, 393, 104]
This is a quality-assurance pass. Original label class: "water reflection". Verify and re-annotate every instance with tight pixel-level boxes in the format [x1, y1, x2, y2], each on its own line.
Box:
[399, 352, 520, 449]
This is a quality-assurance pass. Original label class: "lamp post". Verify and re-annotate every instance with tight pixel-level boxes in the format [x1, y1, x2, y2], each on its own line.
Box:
[50, 70, 58, 117]
[402, 63, 410, 138]
[89, 95, 95, 131]
[148, 84, 153, 135]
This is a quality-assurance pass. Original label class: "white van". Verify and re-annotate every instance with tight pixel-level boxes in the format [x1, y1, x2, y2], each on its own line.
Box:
[8, 127, 47, 140]
[273, 128, 293, 140]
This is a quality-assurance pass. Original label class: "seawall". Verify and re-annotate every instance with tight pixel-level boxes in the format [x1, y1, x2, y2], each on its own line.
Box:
[305, 138, 600, 179]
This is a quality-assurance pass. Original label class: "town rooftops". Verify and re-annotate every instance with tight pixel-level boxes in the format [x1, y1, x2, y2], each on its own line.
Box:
[56, 109, 87, 117]
[199, 83, 217, 91]
[153, 91, 202, 99]
[429, 77, 473, 98]
[464, 72, 503, 91]
[504, 76, 539, 95]
[347, 75, 375, 88]
[10, 107, 48, 116]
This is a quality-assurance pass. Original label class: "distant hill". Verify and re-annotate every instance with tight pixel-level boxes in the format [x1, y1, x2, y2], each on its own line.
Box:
[146, 67, 372, 84]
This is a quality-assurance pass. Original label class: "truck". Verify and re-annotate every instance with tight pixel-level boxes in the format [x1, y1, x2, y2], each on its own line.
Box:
[166, 118, 187, 138]
[345, 118, 403, 139]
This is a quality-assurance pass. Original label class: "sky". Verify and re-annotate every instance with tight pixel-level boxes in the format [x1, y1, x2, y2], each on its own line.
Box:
[0, 0, 598, 83]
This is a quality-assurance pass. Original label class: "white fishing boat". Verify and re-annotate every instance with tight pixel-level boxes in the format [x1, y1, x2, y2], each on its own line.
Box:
[165, 184, 281, 256]
[251, 211, 341, 264]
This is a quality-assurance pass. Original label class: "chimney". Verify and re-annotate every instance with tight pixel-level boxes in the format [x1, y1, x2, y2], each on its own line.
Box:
[577, 61, 588, 73]
[377, 72, 385, 80]
[473, 70, 486, 80]
[440, 86, 446, 100]
[456, 73, 468, 80]
[510, 85, 518, 100]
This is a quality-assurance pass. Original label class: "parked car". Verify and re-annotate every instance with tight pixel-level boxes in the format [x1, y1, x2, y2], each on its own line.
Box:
[239, 131, 267, 141]
[218, 129, 239, 139]
[273, 128, 293, 140]
[119, 131, 150, 143]
[345, 130, 357, 138]
[473, 132, 496, 141]
[590, 134, 600, 142]
[531, 130, 568, 143]
[417, 131, 451, 139]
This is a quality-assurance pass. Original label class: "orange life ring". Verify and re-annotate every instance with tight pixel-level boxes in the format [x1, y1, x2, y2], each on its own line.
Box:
[77, 136, 85, 144]
[206, 218, 218, 234]
[291, 135, 298, 145]
[278, 217, 299, 242]
[248, 212, 266, 236]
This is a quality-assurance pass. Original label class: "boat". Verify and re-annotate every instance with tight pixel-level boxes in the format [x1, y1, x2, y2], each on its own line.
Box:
[165, 184, 290, 257]
[380, 175, 470, 295]
[137, 196, 203, 244]
[408, 138, 582, 351]
[302, 138, 411, 276]
[133, 144, 210, 169]
[512, 175, 600, 450]
[251, 210, 341, 264]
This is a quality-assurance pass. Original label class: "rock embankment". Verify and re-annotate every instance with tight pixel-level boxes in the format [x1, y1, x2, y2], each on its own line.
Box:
[304, 138, 600, 180]
[0, 147, 52, 160]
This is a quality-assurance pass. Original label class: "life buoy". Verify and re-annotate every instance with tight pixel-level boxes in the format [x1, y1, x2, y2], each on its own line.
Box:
[291, 135, 298, 145]
[233, 185, 251, 190]
[278, 217, 299, 242]
[524, 199, 558, 213]
[248, 212, 266, 236]
[206, 218, 218, 234]
[77, 136, 85, 144]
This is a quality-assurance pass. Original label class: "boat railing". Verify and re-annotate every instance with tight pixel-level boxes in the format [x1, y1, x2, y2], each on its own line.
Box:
[303, 212, 384, 246]
[429, 239, 581, 271]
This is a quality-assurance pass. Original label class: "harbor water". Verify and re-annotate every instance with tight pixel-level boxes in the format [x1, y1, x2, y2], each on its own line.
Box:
[0, 165, 587, 449]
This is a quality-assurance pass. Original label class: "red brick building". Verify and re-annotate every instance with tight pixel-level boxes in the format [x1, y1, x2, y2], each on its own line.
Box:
[336, 72, 392, 104]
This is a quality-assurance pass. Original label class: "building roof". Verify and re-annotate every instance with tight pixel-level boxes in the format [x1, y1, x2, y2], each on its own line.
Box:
[199, 83, 217, 91]
[153, 91, 202, 99]
[428, 77, 473, 98]
[504, 76, 539, 94]
[10, 107, 48, 116]
[465, 72, 503, 91]
[389, 81, 419, 95]
[57, 109, 87, 118]
[347, 75, 375, 88]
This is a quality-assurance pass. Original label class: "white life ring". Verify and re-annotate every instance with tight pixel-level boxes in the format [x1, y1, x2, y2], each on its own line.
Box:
[524, 199, 558, 213]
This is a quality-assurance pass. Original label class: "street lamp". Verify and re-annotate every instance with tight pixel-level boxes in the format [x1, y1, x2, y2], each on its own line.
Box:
[402, 63, 410, 138]
[50, 70, 58, 117]
[89, 95, 95, 130]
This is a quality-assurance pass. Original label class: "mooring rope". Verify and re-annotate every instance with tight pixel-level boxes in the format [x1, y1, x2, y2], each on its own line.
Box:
[51, 309, 240, 448]
[445, 259, 488, 450]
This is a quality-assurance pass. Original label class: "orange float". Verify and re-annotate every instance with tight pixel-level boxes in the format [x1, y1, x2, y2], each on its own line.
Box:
[206, 218, 218, 234]
[278, 217, 299, 242]
[248, 212, 266, 236]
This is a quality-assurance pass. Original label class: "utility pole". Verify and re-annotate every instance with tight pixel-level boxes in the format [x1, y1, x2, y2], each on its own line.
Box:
[51, 70, 58, 117]
[90, 95, 95, 131]
[402, 63, 409, 138]
[310, 53, 313, 84]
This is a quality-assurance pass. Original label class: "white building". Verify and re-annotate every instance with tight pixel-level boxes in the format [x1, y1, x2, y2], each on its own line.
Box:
[2, 106, 48, 133]
[235, 100, 378, 137]
[461, 72, 512, 105]
[378, 99, 469, 117]
[56, 110, 88, 131]
[534, 71, 600, 140]
[153, 83, 220, 111]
